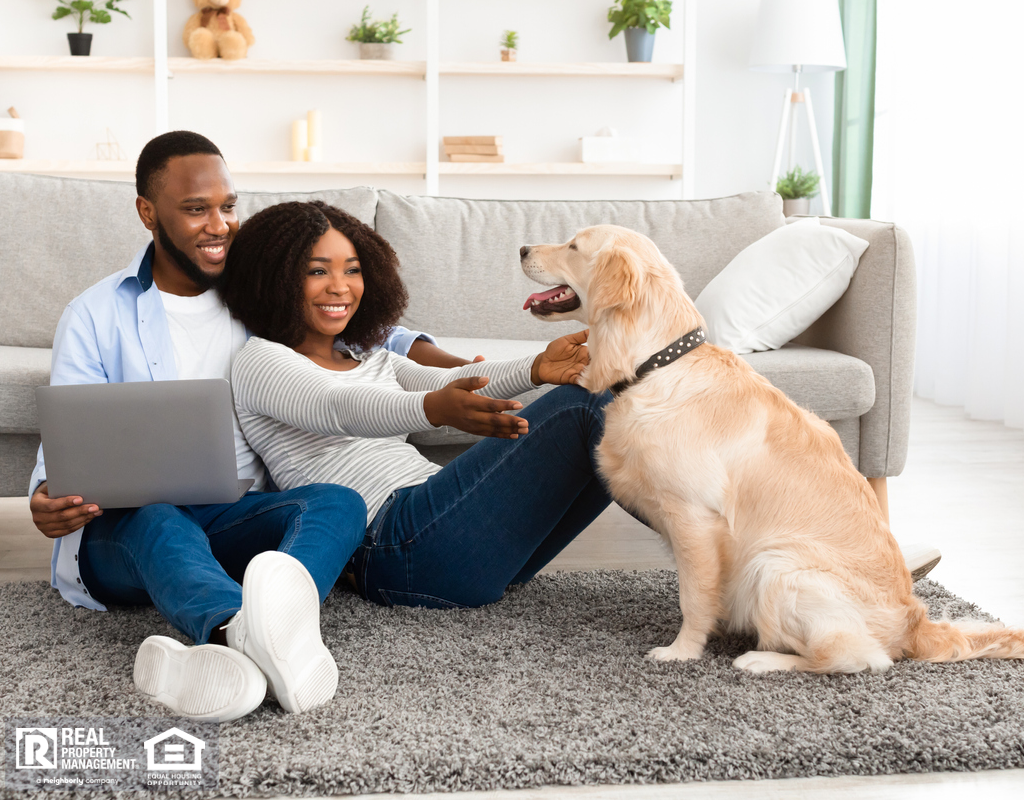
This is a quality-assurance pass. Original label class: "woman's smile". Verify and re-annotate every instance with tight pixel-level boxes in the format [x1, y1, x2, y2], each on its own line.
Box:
[314, 302, 352, 319]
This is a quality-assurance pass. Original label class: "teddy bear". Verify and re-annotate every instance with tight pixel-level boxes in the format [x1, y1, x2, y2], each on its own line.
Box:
[183, 0, 255, 60]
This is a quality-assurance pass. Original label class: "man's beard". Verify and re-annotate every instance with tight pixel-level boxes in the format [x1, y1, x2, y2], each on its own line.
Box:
[156, 220, 221, 292]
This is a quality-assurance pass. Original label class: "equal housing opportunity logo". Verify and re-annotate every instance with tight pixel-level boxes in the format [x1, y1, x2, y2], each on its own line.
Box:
[5, 718, 218, 791]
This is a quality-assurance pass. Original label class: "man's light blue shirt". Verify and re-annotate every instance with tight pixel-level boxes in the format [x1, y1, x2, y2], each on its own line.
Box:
[31, 243, 434, 611]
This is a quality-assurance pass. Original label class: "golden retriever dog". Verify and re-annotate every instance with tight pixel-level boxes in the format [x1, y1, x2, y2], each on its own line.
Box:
[520, 224, 1024, 673]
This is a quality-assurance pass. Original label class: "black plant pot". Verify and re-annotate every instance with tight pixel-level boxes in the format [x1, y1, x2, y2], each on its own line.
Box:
[68, 33, 93, 56]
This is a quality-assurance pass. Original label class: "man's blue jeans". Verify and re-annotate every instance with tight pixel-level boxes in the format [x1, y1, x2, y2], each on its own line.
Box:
[352, 385, 614, 609]
[79, 485, 366, 643]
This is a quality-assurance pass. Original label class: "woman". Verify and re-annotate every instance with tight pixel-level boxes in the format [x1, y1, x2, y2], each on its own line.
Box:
[219, 201, 613, 609]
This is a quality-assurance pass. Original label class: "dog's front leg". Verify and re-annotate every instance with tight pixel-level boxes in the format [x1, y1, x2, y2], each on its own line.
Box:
[648, 507, 727, 663]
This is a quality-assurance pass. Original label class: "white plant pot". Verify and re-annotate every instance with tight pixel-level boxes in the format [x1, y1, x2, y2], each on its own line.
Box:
[359, 43, 393, 60]
[783, 197, 811, 217]
[0, 118, 25, 159]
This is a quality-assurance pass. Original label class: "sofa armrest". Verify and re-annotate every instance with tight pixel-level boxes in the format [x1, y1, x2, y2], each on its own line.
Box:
[791, 217, 917, 478]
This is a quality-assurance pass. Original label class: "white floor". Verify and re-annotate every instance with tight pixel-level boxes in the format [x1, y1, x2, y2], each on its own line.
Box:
[2, 397, 1023, 798]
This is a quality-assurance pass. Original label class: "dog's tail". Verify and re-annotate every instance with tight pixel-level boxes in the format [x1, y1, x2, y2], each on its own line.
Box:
[904, 604, 1024, 662]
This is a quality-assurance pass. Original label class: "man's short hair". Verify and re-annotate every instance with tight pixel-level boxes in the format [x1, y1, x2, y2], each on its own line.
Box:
[135, 131, 223, 200]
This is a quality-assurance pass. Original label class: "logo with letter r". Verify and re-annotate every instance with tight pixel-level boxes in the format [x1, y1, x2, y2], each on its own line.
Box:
[16, 728, 58, 769]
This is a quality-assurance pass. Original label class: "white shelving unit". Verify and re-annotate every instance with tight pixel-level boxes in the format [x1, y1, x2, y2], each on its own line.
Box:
[0, 0, 695, 196]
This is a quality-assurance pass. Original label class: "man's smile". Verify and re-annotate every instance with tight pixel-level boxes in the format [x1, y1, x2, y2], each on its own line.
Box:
[197, 240, 229, 264]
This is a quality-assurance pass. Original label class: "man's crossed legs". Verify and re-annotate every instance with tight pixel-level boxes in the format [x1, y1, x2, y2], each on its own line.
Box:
[78, 484, 365, 720]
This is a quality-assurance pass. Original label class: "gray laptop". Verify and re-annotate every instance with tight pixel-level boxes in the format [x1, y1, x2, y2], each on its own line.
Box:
[36, 379, 254, 509]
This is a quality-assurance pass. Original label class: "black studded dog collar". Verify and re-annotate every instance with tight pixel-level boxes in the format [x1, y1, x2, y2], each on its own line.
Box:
[609, 326, 707, 397]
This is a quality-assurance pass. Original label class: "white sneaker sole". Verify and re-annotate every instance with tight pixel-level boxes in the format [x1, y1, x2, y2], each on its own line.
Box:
[133, 636, 266, 721]
[241, 552, 339, 714]
[902, 543, 943, 582]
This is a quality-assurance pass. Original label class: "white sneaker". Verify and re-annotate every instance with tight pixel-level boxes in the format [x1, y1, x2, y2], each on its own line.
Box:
[224, 551, 338, 714]
[133, 636, 267, 721]
[901, 543, 942, 582]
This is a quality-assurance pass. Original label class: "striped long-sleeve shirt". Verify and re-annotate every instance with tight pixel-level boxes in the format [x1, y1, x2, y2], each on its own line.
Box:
[231, 336, 539, 524]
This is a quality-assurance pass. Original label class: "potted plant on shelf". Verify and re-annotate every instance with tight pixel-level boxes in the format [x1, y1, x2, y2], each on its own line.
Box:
[346, 5, 410, 60]
[776, 166, 821, 216]
[607, 0, 672, 63]
[52, 0, 131, 57]
[500, 30, 518, 62]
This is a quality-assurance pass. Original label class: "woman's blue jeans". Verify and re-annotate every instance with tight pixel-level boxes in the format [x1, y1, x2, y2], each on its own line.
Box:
[352, 385, 614, 609]
[78, 484, 366, 643]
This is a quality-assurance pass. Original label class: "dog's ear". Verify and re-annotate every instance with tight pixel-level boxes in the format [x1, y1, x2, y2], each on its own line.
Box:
[589, 242, 643, 316]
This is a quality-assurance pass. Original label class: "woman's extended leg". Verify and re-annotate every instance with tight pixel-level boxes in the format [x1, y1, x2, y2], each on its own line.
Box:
[354, 385, 613, 608]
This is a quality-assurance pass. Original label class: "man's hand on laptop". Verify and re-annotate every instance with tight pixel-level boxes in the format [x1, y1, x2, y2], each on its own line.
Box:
[30, 483, 102, 538]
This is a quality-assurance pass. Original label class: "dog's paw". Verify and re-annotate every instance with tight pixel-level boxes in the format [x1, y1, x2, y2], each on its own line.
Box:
[646, 643, 704, 662]
[733, 650, 803, 673]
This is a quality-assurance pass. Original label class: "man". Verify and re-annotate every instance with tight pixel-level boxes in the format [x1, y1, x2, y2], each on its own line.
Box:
[28, 131, 474, 721]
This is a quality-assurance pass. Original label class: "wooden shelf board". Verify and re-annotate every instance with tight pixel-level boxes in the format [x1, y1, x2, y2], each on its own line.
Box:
[0, 160, 426, 176]
[167, 58, 426, 77]
[440, 62, 684, 81]
[0, 160, 136, 173]
[0, 56, 153, 73]
[1, 160, 681, 178]
[439, 162, 683, 177]
[0, 56, 682, 81]
[228, 161, 427, 175]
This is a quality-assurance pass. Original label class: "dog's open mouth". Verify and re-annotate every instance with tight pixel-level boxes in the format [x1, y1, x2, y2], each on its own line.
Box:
[523, 285, 581, 316]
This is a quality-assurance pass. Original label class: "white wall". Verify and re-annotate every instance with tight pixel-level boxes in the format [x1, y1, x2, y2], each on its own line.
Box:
[1, 0, 834, 207]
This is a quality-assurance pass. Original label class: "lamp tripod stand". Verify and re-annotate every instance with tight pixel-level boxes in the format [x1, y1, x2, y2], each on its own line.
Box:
[770, 67, 831, 217]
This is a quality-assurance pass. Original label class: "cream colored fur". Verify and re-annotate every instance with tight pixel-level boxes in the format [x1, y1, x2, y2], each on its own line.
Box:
[522, 225, 1024, 673]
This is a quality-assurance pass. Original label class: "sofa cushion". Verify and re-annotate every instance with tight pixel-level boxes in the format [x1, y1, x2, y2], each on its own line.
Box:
[742, 344, 875, 420]
[696, 217, 871, 354]
[375, 190, 786, 342]
[0, 345, 50, 434]
[0, 173, 378, 349]
[406, 339, 874, 449]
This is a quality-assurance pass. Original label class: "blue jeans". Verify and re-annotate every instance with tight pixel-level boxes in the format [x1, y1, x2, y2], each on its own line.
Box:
[351, 385, 614, 609]
[78, 485, 366, 643]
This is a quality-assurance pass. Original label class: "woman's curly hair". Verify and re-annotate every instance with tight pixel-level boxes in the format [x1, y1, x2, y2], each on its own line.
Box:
[219, 201, 408, 350]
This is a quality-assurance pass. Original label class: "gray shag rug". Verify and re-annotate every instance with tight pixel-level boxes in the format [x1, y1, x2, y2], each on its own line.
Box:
[3, 571, 1024, 797]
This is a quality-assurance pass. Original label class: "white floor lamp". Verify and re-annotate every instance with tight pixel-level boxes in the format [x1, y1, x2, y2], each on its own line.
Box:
[749, 0, 847, 217]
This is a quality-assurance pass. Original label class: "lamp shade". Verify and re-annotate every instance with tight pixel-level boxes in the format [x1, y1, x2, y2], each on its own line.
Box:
[749, 0, 847, 73]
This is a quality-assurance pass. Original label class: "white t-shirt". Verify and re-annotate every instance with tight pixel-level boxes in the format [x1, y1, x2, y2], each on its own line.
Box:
[159, 288, 267, 491]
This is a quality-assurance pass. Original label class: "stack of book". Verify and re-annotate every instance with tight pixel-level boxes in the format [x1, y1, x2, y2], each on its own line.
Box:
[443, 136, 504, 163]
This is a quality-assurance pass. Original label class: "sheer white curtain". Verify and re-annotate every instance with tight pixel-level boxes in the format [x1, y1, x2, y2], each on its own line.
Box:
[871, 0, 1024, 429]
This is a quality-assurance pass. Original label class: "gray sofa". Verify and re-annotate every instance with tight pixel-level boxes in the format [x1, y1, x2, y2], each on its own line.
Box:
[0, 172, 915, 497]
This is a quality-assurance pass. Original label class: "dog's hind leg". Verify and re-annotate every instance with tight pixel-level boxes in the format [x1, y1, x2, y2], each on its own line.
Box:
[732, 651, 808, 672]
[736, 573, 895, 674]
[647, 506, 729, 663]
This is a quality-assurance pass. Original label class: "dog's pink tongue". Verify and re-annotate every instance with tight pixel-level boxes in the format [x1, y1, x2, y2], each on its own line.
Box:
[523, 285, 569, 311]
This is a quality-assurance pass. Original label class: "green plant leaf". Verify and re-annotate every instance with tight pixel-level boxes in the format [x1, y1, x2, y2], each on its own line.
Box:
[106, 0, 131, 19]
[775, 166, 821, 199]
[52, 7, 73, 19]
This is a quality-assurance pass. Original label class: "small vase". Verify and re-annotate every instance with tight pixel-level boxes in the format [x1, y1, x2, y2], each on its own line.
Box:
[624, 28, 655, 63]
[359, 43, 393, 60]
[0, 119, 25, 159]
[501, 48, 516, 62]
[68, 32, 93, 57]
[783, 197, 811, 217]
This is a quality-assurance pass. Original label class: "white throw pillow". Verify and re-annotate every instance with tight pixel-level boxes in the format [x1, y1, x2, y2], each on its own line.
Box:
[694, 217, 870, 354]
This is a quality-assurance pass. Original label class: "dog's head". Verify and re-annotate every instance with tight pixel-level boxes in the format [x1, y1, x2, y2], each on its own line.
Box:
[520, 224, 693, 322]
[521, 225, 703, 392]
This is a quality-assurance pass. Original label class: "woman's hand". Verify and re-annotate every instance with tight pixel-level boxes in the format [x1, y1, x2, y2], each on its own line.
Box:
[532, 329, 590, 385]
[424, 376, 528, 439]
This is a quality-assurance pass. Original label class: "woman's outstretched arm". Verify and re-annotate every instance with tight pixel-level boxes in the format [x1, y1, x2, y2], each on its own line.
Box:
[233, 338, 435, 439]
